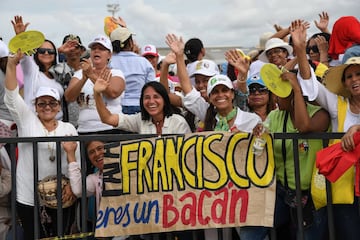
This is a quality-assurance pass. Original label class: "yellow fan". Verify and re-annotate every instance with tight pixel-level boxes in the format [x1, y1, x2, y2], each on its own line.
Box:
[260, 63, 292, 98]
[104, 16, 119, 36]
[8, 30, 45, 55]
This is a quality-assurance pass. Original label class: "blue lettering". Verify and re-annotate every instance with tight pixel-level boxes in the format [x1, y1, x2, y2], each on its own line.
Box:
[96, 200, 160, 229]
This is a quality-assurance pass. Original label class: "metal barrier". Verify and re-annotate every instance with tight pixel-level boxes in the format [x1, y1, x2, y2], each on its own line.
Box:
[0, 132, 348, 239]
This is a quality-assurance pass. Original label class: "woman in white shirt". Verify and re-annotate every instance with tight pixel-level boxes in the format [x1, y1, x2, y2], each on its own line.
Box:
[4, 50, 81, 239]
[65, 35, 125, 134]
[94, 77, 191, 135]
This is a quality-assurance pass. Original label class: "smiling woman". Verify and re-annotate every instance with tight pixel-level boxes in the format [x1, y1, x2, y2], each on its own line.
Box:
[11, 15, 64, 120]
[64, 34, 126, 135]
[4, 50, 81, 239]
[94, 80, 191, 136]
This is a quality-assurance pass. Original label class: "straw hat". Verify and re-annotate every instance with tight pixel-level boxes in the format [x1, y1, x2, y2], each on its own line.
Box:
[322, 57, 360, 98]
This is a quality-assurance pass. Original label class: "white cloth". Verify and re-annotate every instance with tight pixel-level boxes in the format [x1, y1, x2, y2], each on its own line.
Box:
[116, 112, 191, 134]
[299, 72, 360, 131]
[73, 69, 125, 133]
[4, 86, 81, 206]
[183, 88, 209, 122]
[20, 55, 64, 120]
[231, 107, 262, 132]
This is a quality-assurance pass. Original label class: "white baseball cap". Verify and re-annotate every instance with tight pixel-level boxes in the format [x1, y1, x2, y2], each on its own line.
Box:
[35, 86, 60, 101]
[88, 35, 113, 53]
[207, 74, 234, 96]
[191, 59, 219, 77]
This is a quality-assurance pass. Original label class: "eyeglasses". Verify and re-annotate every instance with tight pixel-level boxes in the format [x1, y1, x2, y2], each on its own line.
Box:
[36, 101, 59, 108]
[249, 86, 269, 95]
[306, 45, 319, 54]
[265, 48, 284, 58]
[37, 48, 56, 55]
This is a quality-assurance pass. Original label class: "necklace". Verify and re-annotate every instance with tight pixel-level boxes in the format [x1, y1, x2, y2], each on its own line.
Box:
[43, 121, 57, 162]
[153, 119, 164, 136]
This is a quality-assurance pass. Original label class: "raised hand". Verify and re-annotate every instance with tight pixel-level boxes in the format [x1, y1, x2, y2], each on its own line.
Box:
[314, 11, 329, 33]
[7, 50, 24, 67]
[290, 19, 307, 48]
[11, 15, 30, 35]
[111, 16, 127, 28]
[224, 49, 250, 76]
[58, 40, 81, 54]
[94, 69, 111, 94]
[62, 140, 77, 154]
[165, 34, 184, 56]
[280, 71, 300, 91]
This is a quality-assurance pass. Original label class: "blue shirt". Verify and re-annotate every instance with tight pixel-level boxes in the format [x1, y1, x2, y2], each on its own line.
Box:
[110, 51, 155, 107]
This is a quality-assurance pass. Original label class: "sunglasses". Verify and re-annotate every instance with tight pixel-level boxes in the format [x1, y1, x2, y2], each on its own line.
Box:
[306, 45, 319, 54]
[37, 48, 56, 55]
[249, 86, 269, 95]
[36, 101, 59, 108]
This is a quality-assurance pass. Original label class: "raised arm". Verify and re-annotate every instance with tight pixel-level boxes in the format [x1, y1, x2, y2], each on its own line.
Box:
[165, 34, 192, 95]
[93, 71, 119, 127]
[159, 51, 183, 107]
[290, 19, 310, 80]
[225, 49, 250, 93]
[282, 71, 329, 133]
[5, 51, 23, 91]
[314, 11, 330, 34]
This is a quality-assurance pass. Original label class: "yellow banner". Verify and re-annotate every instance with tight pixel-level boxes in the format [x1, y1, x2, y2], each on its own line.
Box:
[96, 131, 275, 237]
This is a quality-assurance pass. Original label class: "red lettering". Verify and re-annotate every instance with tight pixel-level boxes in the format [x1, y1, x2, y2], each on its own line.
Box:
[229, 188, 248, 223]
[179, 192, 197, 226]
[162, 185, 249, 229]
[162, 194, 179, 228]
[211, 187, 228, 224]
[198, 190, 211, 225]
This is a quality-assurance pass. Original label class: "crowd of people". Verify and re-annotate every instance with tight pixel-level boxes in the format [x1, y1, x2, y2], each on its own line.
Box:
[0, 11, 359, 240]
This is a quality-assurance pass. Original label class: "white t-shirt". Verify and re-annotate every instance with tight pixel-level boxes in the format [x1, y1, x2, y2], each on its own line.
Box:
[73, 69, 125, 133]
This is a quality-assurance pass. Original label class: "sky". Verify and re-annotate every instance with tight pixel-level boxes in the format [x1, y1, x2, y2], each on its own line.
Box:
[0, 0, 359, 57]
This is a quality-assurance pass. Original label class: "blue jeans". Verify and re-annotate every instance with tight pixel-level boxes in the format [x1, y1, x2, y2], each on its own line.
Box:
[122, 105, 141, 115]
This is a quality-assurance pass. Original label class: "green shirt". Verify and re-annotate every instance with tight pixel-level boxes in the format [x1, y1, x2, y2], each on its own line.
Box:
[267, 103, 324, 190]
